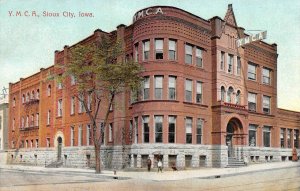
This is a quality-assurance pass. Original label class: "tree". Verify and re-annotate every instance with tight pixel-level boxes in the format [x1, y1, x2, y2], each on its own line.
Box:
[57, 34, 142, 173]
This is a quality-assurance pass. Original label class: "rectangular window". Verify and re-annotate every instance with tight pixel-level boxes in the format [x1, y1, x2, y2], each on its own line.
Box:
[134, 117, 138, 144]
[58, 99, 62, 117]
[46, 138, 50, 148]
[155, 76, 163, 99]
[155, 39, 163, 59]
[248, 93, 256, 112]
[228, 54, 233, 73]
[36, 113, 39, 126]
[168, 76, 176, 100]
[287, 129, 292, 148]
[237, 57, 241, 75]
[143, 77, 150, 100]
[262, 68, 271, 85]
[70, 75, 76, 85]
[294, 130, 299, 149]
[263, 95, 271, 114]
[134, 43, 138, 62]
[249, 124, 257, 146]
[185, 44, 193, 64]
[248, 63, 256, 80]
[263, 126, 271, 147]
[196, 81, 202, 103]
[196, 48, 203, 67]
[168, 40, 176, 60]
[78, 125, 82, 146]
[280, 128, 285, 148]
[168, 116, 176, 143]
[109, 123, 113, 142]
[71, 96, 75, 115]
[155, 116, 163, 143]
[78, 95, 84, 113]
[47, 110, 51, 125]
[185, 79, 192, 102]
[185, 117, 192, 144]
[196, 119, 203, 144]
[220, 52, 224, 70]
[86, 125, 91, 146]
[143, 40, 150, 60]
[142, 116, 149, 143]
[71, 126, 75, 146]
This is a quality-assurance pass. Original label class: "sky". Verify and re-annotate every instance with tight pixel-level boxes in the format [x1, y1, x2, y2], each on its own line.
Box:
[0, 0, 299, 111]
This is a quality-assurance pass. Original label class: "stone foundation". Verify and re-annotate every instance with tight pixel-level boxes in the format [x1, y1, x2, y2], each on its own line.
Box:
[4, 145, 299, 169]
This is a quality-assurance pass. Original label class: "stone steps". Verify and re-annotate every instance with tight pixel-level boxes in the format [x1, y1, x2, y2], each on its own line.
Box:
[227, 157, 246, 168]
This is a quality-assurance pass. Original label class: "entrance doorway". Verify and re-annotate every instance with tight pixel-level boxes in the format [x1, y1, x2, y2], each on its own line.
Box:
[57, 137, 62, 161]
[226, 122, 234, 157]
[226, 118, 243, 158]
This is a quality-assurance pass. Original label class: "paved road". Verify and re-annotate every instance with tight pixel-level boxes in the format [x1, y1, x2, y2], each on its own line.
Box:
[0, 167, 299, 191]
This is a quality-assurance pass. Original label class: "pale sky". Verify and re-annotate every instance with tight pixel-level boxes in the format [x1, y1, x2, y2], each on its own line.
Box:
[0, 0, 299, 111]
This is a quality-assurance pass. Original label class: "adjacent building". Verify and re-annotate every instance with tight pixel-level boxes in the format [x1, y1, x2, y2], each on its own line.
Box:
[7, 5, 300, 169]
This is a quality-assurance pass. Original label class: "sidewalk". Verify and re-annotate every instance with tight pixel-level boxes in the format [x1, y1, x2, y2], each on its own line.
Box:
[1, 161, 299, 181]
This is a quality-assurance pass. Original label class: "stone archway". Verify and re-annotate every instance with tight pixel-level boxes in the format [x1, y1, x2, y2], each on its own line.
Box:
[226, 118, 243, 158]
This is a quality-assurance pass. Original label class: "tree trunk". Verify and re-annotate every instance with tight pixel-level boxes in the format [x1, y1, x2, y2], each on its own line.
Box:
[95, 143, 101, 173]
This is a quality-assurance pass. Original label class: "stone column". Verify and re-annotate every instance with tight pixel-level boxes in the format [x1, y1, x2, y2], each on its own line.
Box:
[130, 154, 134, 168]
[137, 154, 141, 168]
[149, 154, 154, 168]
[192, 154, 199, 168]
[163, 154, 168, 168]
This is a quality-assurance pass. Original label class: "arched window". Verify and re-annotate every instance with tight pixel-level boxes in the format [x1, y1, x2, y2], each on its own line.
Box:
[36, 89, 40, 99]
[26, 93, 30, 102]
[13, 97, 16, 107]
[236, 90, 241, 104]
[221, 86, 225, 101]
[22, 94, 25, 103]
[47, 85, 51, 96]
[31, 90, 35, 99]
[227, 87, 234, 103]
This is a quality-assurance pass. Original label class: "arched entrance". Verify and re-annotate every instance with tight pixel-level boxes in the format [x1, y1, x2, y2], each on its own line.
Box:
[57, 137, 62, 161]
[226, 118, 243, 158]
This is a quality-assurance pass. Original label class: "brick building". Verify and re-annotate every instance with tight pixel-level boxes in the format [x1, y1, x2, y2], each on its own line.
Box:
[8, 5, 300, 169]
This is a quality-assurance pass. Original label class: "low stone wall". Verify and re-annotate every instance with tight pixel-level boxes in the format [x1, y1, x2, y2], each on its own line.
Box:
[6, 145, 129, 169]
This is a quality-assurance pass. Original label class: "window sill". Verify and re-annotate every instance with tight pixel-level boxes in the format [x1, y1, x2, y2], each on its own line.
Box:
[56, 116, 62, 119]
[183, 101, 208, 108]
[131, 100, 180, 105]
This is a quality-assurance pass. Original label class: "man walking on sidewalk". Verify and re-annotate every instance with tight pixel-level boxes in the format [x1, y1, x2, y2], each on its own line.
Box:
[157, 159, 162, 173]
[147, 157, 152, 172]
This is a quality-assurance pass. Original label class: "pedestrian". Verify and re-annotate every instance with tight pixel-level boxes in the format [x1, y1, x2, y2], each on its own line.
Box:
[157, 159, 162, 173]
[147, 157, 152, 172]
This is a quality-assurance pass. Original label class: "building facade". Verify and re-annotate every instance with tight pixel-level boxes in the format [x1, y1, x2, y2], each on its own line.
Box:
[7, 5, 300, 169]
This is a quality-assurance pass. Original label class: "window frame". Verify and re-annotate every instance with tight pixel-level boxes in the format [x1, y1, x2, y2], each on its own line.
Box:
[155, 39, 164, 60]
[168, 39, 176, 60]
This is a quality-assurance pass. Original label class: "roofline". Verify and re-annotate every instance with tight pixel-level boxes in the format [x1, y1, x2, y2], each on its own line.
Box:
[278, 108, 300, 114]
[10, 65, 54, 85]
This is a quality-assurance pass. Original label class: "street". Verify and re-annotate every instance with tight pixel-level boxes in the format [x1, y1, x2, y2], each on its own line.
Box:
[0, 166, 299, 191]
